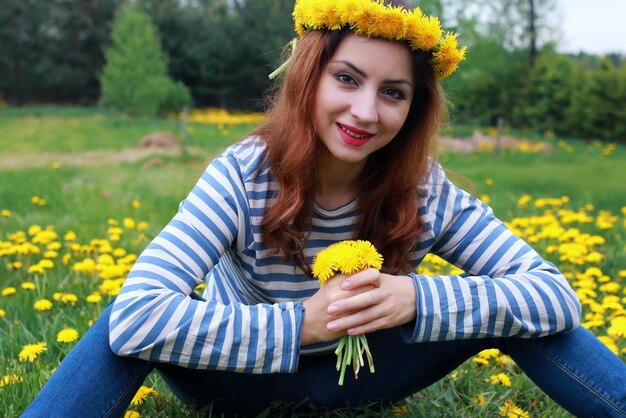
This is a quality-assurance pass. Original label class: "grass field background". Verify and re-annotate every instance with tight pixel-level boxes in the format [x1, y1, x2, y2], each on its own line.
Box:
[1, 107, 624, 417]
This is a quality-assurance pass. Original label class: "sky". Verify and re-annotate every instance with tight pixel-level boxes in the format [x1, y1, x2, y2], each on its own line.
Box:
[556, 0, 626, 55]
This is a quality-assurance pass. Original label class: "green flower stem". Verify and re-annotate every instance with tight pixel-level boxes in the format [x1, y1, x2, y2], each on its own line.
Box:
[268, 38, 298, 80]
[362, 335, 375, 373]
[334, 337, 346, 371]
[335, 334, 375, 386]
[268, 58, 291, 80]
[356, 334, 365, 368]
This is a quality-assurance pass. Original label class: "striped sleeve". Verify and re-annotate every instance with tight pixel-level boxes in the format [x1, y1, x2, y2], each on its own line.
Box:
[402, 163, 581, 342]
[108, 147, 303, 373]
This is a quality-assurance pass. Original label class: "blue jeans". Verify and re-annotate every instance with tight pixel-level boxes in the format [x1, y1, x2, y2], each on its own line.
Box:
[22, 301, 626, 417]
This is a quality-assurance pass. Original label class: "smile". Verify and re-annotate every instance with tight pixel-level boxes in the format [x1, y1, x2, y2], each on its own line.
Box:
[336, 123, 374, 146]
[339, 124, 370, 138]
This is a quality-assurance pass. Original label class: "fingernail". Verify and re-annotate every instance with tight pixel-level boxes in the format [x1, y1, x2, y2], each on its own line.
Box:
[327, 322, 338, 331]
[341, 281, 351, 290]
[328, 304, 338, 314]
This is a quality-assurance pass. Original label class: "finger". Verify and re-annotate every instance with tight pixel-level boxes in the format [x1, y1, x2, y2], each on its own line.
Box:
[327, 286, 381, 315]
[347, 317, 392, 335]
[327, 302, 387, 332]
[341, 268, 381, 290]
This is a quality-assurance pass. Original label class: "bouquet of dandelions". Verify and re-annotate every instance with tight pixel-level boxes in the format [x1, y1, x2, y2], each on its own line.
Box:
[312, 240, 384, 386]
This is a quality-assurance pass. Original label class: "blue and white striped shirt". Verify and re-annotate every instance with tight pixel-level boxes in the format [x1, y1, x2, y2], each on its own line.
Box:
[109, 136, 581, 373]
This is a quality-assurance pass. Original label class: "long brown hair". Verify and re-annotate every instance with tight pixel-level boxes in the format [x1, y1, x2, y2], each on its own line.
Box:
[255, 23, 446, 275]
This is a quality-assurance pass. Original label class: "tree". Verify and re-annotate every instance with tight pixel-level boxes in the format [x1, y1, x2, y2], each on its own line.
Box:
[0, 0, 49, 104]
[99, 6, 190, 116]
[433, 0, 559, 126]
[585, 59, 625, 140]
[0, 0, 116, 104]
[515, 52, 576, 133]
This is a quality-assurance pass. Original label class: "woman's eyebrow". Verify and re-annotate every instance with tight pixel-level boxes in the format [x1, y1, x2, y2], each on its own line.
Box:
[332, 59, 413, 87]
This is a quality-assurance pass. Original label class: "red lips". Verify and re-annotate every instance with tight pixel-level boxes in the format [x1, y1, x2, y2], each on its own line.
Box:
[336, 123, 374, 146]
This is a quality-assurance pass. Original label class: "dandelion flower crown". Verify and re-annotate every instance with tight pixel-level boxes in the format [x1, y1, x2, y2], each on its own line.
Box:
[290, 0, 467, 79]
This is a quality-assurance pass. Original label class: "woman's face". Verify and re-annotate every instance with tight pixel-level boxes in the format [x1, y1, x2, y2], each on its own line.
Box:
[313, 34, 414, 167]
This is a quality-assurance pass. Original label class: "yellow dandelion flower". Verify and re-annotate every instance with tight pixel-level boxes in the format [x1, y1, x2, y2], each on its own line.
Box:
[472, 357, 489, 366]
[351, 2, 379, 36]
[51, 162, 61, 169]
[487, 372, 512, 387]
[392, 404, 411, 416]
[131, 385, 158, 405]
[317, 0, 344, 30]
[57, 328, 80, 343]
[496, 354, 515, 368]
[431, 32, 467, 79]
[1, 209, 11, 217]
[21, 282, 36, 290]
[18, 342, 47, 362]
[0, 309, 6, 317]
[123, 217, 136, 229]
[28, 225, 42, 235]
[47, 241, 61, 250]
[369, 6, 407, 41]
[303, 0, 327, 30]
[499, 399, 530, 418]
[11, 261, 23, 269]
[113, 248, 127, 258]
[124, 411, 141, 418]
[34, 299, 53, 311]
[99, 254, 116, 266]
[477, 348, 500, 359]
[2, 287, 17, 297]
[132, 199, 140, 209]
[337, 251, 363, 275]
[60, 293, 78, 306]
[0, 374, 24, 388]
[39, 259, 54, 269]
[27, 265, 45, 275]
[64, 230, 77, 241]
[335, 0, 365, 27]
[608, 317, 626, 338]
[312, 252, 337, 286]
[407, 13, 442, 51]
[86, 292, 102, 304]
[43, 250, 58, 259]
[313, 240, 383, 285]
[136, 221, 149, 232]
[473, 393, 486, 406]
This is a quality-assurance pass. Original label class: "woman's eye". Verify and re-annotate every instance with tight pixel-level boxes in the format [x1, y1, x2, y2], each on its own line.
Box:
[382, 88, 406, 100]
[335, 73, 357, 85]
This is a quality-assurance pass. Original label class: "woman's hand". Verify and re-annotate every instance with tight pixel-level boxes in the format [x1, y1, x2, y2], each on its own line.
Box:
[301, 272, 374, 345]
[301, 268, 416, 345]
[328, 268, 416, 336]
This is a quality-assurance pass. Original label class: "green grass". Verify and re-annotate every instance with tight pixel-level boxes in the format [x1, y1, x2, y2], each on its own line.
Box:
[440, 140, 626, 216]
[0, 106, 256, 153]
[1, 106, 625, 417]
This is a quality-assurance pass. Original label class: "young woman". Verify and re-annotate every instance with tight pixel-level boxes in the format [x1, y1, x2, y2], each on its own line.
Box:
[24, 1, 626, 417]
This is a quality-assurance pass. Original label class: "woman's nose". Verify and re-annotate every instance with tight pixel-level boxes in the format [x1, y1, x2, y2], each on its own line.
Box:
[350, 90, 378, 123]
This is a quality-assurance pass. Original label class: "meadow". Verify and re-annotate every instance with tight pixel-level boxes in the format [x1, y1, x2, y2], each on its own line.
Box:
[0, 107, 625, 417]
